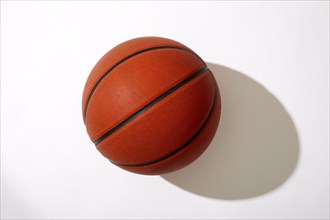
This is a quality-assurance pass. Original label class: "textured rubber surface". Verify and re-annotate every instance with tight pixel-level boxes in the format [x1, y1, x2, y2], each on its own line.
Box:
[82, 37, 221, 175]
[93, 66, 209, 146]
[97, 70, 215, 165]
[116, 80, 221, 175]
[82, 37, 198, 119]
[85, 48, 205, 141]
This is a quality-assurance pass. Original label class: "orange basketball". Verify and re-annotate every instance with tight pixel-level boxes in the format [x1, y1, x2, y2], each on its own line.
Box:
[82, 37, 221, 175]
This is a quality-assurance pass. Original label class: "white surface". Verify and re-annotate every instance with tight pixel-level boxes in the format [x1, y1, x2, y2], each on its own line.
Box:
[1, 1, 329, 219]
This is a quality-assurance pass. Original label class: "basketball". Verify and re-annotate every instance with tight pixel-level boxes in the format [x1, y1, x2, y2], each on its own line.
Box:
[82, 37, 221, 175]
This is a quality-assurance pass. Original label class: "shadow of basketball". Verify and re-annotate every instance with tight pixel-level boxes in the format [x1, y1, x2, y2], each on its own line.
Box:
[161, 63, 300, 200]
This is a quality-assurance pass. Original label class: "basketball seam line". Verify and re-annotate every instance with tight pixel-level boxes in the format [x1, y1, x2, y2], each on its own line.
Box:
[109, 74, 217, 167]
[93, 66, 209, 146]
[83, 46, 205, 122]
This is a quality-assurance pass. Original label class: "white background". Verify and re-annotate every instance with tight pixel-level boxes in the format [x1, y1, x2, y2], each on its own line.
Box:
[1, 1, 329, 219]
